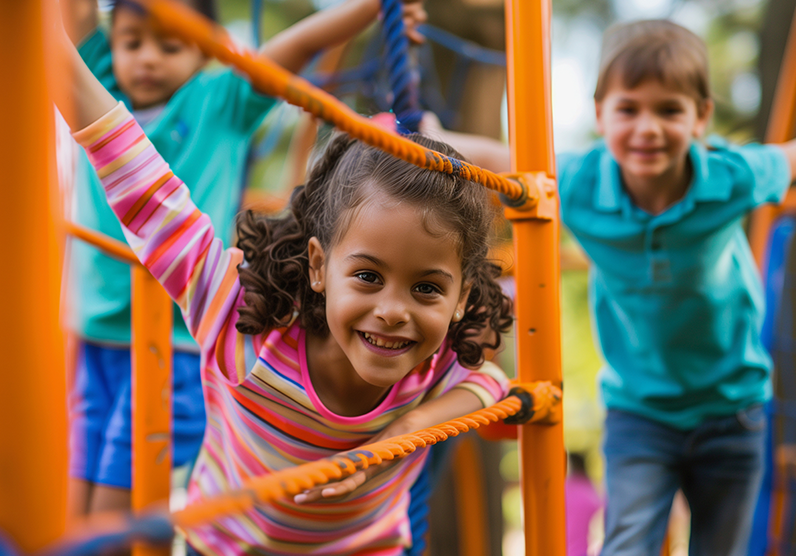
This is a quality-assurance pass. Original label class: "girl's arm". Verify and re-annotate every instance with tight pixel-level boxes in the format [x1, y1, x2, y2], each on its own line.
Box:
[54, 25, 117, 131]
[57, 29, 238, 345]
[60, 0, 99, 45]
[295, 362, 506, 503]
[260, 0, 425, 75]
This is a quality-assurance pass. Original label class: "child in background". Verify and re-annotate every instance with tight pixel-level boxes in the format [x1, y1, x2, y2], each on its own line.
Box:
[557, 20, 796, 555]
[430, 18, 796, 556]
[565, 452, 603, 556]
[56, 13, 512, 554]
[61, 0, 426, 518]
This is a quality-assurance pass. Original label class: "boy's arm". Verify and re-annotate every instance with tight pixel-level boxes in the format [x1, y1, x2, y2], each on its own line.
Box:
[775, 140, 796, 183]
[419, 112, 511, 173]
[259, 0, 425, 75]
[60, 0, 99, 46]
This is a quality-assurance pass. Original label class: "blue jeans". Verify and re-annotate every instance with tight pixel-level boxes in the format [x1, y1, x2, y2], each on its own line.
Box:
[602, 406, 767, 556]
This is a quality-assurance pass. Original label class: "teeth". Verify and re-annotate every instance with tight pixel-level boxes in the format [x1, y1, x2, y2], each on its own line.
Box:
[362, 332, 410, 349]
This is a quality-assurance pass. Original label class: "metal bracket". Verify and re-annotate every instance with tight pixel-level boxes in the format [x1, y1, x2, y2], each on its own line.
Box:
[499, 171, 557, 221]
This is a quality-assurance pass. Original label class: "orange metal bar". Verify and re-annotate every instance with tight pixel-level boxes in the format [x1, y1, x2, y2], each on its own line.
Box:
[452, 436, 489, 556]
[0, 0, 68, 551]
[748, 7, 796, 271]
[65, 221, 140, 266]
[131, 266, 173, 556]
[504, 0, 567, 555]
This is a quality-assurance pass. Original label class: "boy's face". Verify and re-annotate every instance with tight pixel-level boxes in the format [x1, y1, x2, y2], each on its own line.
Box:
[595, 77, 712, 189]
[111, 7, 207, 109]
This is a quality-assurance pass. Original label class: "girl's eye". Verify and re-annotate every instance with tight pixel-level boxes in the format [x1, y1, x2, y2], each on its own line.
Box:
[414, 283, 441, 296]
[356, 272, 380, 284]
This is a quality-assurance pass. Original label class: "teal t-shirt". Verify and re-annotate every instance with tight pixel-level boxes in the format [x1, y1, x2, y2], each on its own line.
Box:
[558, 139, 791, 429]
[68, 30, 277, 350]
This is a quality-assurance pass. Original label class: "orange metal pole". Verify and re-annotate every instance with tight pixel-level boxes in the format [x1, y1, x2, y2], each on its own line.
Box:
[131, 266, 173, 556]
[748, 7, 796, 271]
[65, 221, 140, 266]
[0, 0, 68, 551]
[504, 0, 567, 555]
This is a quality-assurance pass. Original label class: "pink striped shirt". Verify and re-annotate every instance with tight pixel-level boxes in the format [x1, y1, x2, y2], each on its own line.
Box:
[74, 102, 508, 556]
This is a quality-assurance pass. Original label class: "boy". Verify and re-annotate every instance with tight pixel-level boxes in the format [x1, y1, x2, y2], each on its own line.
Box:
[557, 20, 796, 555]
[62, 0, 425, 518]
[427, 18, 796, 556]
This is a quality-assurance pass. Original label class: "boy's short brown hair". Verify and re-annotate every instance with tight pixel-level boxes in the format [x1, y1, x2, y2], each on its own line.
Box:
[594, 20, 710, 103]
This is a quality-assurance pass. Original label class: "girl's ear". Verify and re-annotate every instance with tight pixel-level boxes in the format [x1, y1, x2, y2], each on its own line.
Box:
[307, 237, 327, 293]
[452, 283, 472, 323]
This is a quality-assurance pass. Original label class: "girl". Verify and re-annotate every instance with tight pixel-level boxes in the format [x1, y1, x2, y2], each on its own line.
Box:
[59, 17, 513, 556]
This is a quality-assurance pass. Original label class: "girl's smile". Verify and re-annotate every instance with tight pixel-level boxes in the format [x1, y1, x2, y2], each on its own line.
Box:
[306, 193, 469, 415]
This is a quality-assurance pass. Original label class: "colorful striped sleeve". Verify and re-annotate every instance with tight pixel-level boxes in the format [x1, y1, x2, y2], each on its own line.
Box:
[452, 360, 510, 407]
[72, 102, 242, 346]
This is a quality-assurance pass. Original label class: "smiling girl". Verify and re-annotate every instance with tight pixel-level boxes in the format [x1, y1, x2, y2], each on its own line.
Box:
[57, 12, 512, 553]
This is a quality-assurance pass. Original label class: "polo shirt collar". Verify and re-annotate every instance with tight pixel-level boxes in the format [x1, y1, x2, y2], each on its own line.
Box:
[593, 141, 731, 214]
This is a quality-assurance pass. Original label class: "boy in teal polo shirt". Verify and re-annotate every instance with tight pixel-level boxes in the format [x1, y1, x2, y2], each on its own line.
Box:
[557, 20, 796, 555]
[422, 18, 796, 554]
[63, 0, 425, 519]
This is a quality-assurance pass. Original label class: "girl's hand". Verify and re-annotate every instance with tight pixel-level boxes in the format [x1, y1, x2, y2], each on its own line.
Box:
[401, 1, 427, 45]
[293, 416, 422, 505]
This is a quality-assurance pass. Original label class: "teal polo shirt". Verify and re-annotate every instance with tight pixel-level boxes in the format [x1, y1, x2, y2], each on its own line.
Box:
[559, 139, 791, 429]
[67, 30, 277, 350]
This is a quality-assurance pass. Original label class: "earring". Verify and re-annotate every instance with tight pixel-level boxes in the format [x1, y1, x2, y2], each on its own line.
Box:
[454, 310, 461, 321]
[312, 281, 321, 287]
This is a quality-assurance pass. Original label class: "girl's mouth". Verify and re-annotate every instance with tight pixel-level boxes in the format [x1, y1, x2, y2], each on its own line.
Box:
[358, 331, 415, 356]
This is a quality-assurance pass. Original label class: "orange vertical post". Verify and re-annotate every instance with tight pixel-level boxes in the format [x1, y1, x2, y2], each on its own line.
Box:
[131, 266, 173, 556]
[748, 7, 796, 270]
[0, 0, 68, 551]
[504, 0, 566, 555]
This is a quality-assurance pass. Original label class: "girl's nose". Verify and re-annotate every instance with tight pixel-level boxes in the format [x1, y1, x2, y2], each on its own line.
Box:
[373, 294, 410, 327]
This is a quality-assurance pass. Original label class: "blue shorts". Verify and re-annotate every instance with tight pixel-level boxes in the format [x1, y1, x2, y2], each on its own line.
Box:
[69, 341, 206, 489]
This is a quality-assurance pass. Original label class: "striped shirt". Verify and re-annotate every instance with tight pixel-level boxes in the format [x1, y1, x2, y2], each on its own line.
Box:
[74, 102, 508, 556]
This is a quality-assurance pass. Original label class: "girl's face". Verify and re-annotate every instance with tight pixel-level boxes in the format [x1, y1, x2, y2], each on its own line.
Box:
[308, 194, 470, 392]
[111, 7, 206, 109]
[595, 77, 712, 191]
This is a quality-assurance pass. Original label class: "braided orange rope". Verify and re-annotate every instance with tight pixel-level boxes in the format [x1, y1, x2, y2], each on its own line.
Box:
[171, 381, 561, 529]
[134, 0, 527, 203]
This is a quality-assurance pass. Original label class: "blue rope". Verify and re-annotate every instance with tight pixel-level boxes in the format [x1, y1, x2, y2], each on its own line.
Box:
[380, 0, 422, 133]
[252, 0, 263, 47]
[37, 515, 174, 556]
[418, 24, 505, 67]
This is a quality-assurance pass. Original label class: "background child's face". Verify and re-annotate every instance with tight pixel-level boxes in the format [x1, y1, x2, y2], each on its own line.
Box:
[111, 7, 206, 109]
[595, 78, 712, 186]
[308, 194, 470, 390]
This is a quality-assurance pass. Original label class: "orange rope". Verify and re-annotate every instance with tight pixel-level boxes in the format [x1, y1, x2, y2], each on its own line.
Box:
[171, 381, 561, 529]
[64, 221, 140, 266]
[135, 0, 526, 202]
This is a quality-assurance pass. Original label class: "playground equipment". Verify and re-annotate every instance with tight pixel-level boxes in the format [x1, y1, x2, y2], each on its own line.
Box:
[0, 1, 565, 555]
[748, 6, 796, 555]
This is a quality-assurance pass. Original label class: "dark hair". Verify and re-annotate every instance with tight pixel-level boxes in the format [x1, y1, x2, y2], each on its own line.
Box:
[112, 0, 218, 23]
[236, 133, 513, 368]
[594, 20, 710, 103]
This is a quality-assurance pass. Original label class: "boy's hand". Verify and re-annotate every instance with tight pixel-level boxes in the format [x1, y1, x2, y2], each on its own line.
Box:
[401, 1, 427, 45]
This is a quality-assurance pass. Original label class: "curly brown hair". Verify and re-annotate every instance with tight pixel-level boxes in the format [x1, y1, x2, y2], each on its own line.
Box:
[235, 132, 513, 368]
